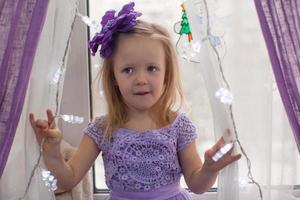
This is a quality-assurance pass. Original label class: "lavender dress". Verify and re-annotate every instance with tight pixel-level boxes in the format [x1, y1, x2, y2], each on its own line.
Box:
[83, 114, 197, 200]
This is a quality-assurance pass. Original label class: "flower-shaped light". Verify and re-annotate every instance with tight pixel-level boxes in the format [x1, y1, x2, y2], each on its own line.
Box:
[215, 88, 233, 105]
[60, 114, 84, 124]
[42, 169, 58, 191]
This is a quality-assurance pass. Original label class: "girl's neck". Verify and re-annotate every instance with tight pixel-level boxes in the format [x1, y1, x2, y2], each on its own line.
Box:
[124, 111, 157, 132]
[122, 109, 177, 132]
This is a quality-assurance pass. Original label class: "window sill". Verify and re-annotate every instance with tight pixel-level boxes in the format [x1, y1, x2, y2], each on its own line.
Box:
[93, 192, 217, 200]
[93, 188, 300, 200]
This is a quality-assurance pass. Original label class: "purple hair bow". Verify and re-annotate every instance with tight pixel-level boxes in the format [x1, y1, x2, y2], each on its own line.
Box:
[88, 2, 142, 58]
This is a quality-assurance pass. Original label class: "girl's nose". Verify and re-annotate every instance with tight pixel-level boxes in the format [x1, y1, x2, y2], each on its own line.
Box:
[135, 71, 147, 85]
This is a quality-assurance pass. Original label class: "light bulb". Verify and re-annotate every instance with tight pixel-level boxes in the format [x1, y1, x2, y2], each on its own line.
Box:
[212, 142, 233, 162]
[60, 114, 84, 124]
[41, 169, 57, 191]
[50, 67, 65, 85]
[210, 36, 221, 46]
[77, 12, 100, 32]
[215, 88, 233, 105]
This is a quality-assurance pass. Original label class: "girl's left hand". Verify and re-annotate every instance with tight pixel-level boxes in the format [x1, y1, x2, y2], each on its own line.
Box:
[202, 136, 241, 173]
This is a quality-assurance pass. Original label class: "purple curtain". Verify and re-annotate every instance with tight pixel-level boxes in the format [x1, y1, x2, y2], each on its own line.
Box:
[0, 0, 49, 177]
[254, 0, 300, 152]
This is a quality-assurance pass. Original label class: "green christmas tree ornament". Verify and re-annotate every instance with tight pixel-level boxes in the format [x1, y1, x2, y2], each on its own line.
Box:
[179, 3, 193, 42]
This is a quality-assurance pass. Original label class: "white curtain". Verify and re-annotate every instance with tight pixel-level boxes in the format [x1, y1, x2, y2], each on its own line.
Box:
[184, 0, 300, 200]
[0, 0, 78, 199]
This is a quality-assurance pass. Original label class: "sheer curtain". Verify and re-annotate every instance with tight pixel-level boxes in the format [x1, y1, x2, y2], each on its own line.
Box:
[0, 0, 49, 178]
[0, 0, 78, 199]
[254, 0, 300, 153]
[185, 0, 300, 200]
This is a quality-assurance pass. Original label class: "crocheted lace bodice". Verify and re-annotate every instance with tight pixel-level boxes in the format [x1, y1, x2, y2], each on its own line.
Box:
[83, 114, 197, 194]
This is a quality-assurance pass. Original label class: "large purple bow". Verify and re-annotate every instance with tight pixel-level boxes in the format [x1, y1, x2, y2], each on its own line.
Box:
[88, 2, 142, 58]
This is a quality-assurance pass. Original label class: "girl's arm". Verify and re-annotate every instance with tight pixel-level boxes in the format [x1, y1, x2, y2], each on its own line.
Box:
[29, 110, 100, 191]
[44, 135, 100, 191]
[178, 138, 241, 194]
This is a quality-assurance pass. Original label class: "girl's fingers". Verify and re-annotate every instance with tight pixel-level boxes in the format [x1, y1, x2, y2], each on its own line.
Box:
[46, 109, 56, 129]
[210, 129, 232, 155]
[35, 119, 49, 130]
[222, 153, 241, 166]
[29, 113, 35, 127]
[209, 135, 226, 156]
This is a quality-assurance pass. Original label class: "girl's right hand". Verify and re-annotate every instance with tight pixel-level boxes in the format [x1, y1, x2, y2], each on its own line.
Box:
[29, 109, 62, 156]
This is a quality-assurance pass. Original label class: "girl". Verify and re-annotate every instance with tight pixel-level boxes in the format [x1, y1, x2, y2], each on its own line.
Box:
[29, 2, 241, 199]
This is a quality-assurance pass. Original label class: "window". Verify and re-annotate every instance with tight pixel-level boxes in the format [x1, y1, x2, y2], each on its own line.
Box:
[87, 0, 300, 197]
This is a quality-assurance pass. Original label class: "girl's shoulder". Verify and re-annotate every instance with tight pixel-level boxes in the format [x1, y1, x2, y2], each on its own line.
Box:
[93, 115, 107, 126]
[172, 113, 197, 151]
[170, 112, 192, 126]
[83, 115, 108, 150]
[84, 115, 107, 135]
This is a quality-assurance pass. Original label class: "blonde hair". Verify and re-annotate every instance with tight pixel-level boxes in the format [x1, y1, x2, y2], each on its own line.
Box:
[95, 20, 184, 140]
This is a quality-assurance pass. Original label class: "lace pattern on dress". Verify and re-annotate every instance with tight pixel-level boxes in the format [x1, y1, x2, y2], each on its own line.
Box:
[83, 114, 197, 193]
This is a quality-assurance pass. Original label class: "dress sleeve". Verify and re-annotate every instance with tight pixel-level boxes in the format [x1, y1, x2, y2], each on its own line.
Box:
[176, 114, 198, 151]
[83, 116, 105, 150]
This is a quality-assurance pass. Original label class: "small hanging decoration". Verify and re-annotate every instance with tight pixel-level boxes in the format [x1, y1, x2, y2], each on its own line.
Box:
[179, 3, 193, 42]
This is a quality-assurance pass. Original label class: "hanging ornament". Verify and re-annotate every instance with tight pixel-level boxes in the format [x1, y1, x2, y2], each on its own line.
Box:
[179, 40, 202, 61]
[179, 3, 193, 42]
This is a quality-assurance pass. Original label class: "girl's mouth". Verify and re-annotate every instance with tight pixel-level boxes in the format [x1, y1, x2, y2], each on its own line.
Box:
[135, 91, 150, 95]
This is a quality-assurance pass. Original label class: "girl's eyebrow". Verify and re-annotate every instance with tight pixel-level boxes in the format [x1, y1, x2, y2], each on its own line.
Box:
[145, 62, 160, 66]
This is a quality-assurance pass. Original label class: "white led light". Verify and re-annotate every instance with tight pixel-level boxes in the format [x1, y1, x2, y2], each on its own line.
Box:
[60, 114, 84, 124]
[50, 68, 65, 85]
[41, 169, 58, 191]
[212, 142, 234, 162]
[77, 12, 100, 32]
[215, 88, 233, 105]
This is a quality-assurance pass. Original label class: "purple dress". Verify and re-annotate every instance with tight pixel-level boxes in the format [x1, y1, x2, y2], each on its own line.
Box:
[83, 113, 197, 200]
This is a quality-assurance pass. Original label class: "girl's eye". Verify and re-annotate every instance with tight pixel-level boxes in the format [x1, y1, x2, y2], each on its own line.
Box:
[122, 67, 134, 74]
[147, 65, 158, 72]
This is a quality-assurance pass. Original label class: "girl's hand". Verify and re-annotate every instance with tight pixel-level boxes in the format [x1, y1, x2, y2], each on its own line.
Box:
[29, 109, 62, 156]
[202, 136, 241, 174]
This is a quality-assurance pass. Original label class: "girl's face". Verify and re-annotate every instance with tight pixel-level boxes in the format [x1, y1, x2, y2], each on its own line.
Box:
[113, 35, 166, 114]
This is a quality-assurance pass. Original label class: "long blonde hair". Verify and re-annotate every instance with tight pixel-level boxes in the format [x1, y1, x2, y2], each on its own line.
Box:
[95, 20, 184, 140]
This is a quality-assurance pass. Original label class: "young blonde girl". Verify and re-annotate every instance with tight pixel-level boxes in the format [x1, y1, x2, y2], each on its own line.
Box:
[30, 2, 241, 199]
